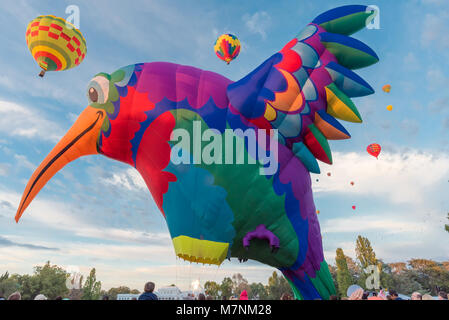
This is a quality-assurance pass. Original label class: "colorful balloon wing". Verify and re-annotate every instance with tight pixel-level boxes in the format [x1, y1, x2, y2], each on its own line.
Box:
[367, 143, 381, 158]
[26, 15, 87, 76]
[214, 34, 240, 64]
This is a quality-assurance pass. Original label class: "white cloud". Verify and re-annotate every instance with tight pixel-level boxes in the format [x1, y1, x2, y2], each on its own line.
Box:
[243, 11, 272, 39]
[0, 190, 164, 245]
[0, 242, 277, 290]
[426, 68, 449, 91]
[13, 154, 35, 171]
[403, 52, 420, 69]
[400, 118, 420, 136]
[313, 151, 449, 205]
[103, 168, 147, 191]
[0, 163, 10, 176]
[0, 100, 63, 142]
[322, 215, 428, 235]
[421, 12, 449, 49]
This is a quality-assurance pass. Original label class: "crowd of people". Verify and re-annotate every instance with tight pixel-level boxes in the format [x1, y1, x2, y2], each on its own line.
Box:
[331, 289, 449, 301]
[1, 281, 448, 301]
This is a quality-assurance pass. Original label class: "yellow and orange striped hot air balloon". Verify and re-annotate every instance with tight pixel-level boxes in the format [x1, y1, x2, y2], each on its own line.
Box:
[26, 15, 87, 77]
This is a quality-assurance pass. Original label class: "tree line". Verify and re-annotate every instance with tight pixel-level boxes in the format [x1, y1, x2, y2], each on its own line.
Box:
[0, 261, 292, 300]
[0, 261, 139, 300]
[1, 234, 448, 300]
[331, 235, 449, 298]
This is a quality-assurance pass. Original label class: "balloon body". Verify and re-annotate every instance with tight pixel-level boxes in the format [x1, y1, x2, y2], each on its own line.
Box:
[26, 15, 87, 73]
[16, 5, 381, 301]
[214, 34, 240, 64]
[382, 84, 391, 93]
[386, 105, 393, 111]
[367, 143, 381, 158]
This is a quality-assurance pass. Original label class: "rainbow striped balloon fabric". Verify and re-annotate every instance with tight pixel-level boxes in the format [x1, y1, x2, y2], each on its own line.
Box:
[26, 15, 87, 74]
[214, 34, 240, 64]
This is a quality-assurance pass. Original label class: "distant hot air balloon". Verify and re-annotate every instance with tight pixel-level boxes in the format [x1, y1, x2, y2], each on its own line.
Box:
[327, 172, 331, 177]
[350, 181, 354, 186]
[214, 34, 240, 64]
[386, 105, 393, 111]
[367, 143, 381, 159]
[352, 205, 356, 210]
[316, 210, 320, 214]
[382, 84, 391, 93]
[26, 15, 87, 77]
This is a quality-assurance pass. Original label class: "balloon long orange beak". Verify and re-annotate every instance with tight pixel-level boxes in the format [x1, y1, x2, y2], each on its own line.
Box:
[15, 106, 105, 222]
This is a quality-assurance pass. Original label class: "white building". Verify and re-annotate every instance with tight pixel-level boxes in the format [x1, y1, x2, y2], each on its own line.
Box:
[116, 285, 205, 300]
[116, 293, 141, 300]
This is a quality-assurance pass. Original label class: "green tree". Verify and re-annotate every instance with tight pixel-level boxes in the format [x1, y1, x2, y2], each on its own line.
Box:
[355, 235, 377, 269]
[14, 261, 69, 300]
[249, 282, 268, 300]
[445, 213, 448, 233]
[220, 277, 233, 299]
[389, 262, 407, 274]
[231, 273, 249, 296]
[0, 272, 20, 298]
[81, 268, 102, 300]
[391, 269, 424, 295]
[335, 248, 353, 297]
[377, 260, 394, 290]
[266, 271, 292, 300]
[407, 259, 449, 294]
[204, 281, 220, 299]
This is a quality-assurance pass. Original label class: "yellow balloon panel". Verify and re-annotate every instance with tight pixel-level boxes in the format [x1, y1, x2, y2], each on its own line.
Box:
[26, 15, 87, 72]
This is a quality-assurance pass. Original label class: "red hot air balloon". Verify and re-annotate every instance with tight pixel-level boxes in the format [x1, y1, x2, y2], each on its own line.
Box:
[367, 143, 381, 159]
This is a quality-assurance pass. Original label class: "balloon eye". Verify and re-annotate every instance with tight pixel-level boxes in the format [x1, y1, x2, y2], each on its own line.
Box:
[89, 87, 98, 103]
[87, 76, 109, 105]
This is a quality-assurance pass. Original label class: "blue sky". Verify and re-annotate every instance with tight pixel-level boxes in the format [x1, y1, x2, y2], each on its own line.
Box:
[0, 0, 448, 291]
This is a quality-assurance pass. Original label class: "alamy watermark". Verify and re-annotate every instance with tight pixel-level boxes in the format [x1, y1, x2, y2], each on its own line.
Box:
[65, 5, 80, 29]
[365, 264, 381, 290]
[169, 121, 279, 175]
[65, 265, 82, 290]
[366, 5, 380, 30]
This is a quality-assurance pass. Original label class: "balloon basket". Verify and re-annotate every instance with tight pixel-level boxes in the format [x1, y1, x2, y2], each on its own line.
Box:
[38, 70, 46, 78]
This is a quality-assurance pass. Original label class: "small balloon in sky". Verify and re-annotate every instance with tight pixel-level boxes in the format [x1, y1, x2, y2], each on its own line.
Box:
[382, 84, 391, 93]
[316, 210, 320, 214]
[350, 181, 354, 186]
[26, 15, 87, 77]
[367, 143, 381, 159]
[214, 34, 240, 64]
[352, 205, 356, 210]
[386, 105, 393, 111]
[327, 172, 331, 177]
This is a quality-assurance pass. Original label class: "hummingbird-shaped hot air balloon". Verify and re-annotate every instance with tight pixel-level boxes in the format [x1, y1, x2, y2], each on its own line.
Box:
[15, 5, 379, 300]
